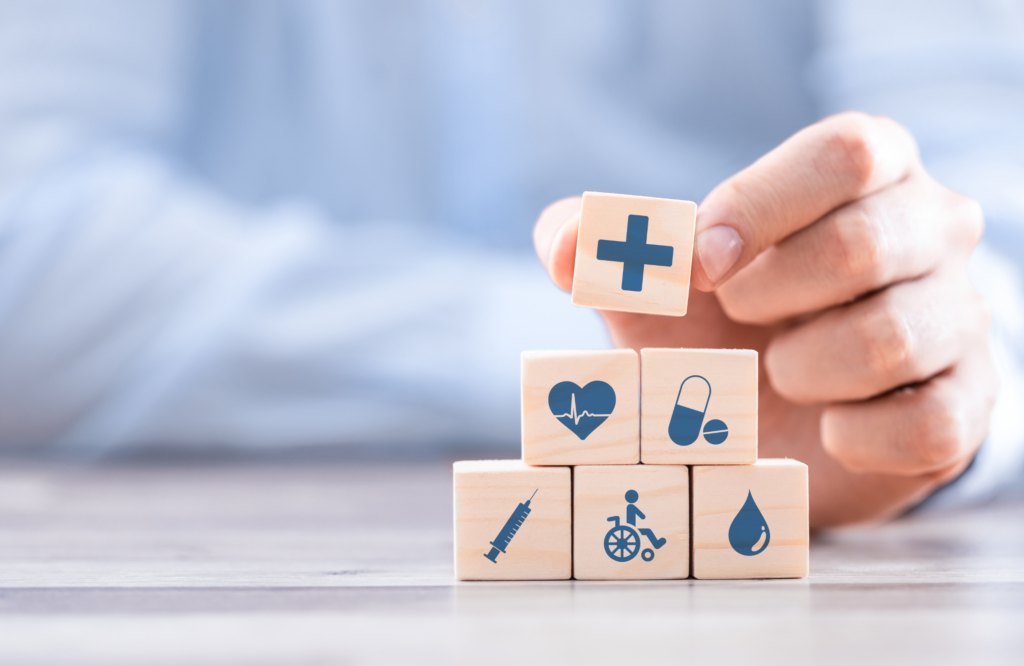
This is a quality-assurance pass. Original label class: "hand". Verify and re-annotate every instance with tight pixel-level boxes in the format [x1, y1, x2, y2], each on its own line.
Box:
[533, 112, 998, 528]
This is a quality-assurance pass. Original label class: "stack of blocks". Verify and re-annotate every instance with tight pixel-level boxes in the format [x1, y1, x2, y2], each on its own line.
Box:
[454, 192, 809, 581]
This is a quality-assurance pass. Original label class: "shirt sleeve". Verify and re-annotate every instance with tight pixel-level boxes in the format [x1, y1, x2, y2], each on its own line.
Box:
[0, 1, 610, 455]
[811, 0, 1024, 505]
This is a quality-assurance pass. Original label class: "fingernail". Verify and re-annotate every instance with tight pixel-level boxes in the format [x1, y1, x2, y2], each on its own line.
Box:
[697, 225, 743, 285]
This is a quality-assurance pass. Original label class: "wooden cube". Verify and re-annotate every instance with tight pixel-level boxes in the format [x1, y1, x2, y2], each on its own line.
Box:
[692, 459, 808, 579]
[573, 465, 689, 580]
[641, 348, 757, 465]
[521, 349, 639, 466]
[572, 191, 697, 317]
[453, 460, 572, 581]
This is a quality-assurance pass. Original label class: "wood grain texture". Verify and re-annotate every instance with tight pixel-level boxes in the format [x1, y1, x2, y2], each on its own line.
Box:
[571, 192, 696, 316]
[641, 348, 758, 465]
[1, 461, 1022, 664]
[692, 459, 808, 579]
[573, 465, 689, 580]
[521, 350, 639, 465]
[453, 460, 571, 581]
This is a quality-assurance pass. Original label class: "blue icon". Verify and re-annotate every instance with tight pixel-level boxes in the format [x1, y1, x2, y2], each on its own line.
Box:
[703, 419, 729, 444]
[604, 489, 666, 562]
[484, 489, 537, 563]
[548, 381, 615, 440]
[729, 491, 770, 556]
[596, 214, 674, 292]
[668, 375, 729, 446]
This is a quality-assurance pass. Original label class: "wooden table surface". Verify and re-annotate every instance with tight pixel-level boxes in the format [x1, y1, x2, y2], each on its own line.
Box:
[0, 460, 1022, 665]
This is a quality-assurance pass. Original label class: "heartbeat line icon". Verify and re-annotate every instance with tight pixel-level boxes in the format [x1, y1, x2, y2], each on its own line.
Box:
[553, 392, 611, 425]
[548, 380, 616, 441]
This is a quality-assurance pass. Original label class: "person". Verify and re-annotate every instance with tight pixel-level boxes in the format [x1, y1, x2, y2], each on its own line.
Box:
[625, 489, 645, 527]
[624, 489, 665, 549]
[0, 1, 1021, 528]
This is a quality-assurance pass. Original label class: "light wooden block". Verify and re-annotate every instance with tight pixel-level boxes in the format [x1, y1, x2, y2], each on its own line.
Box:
[641, 348, 757, 465]
[572, 191, 697, 316]
[573, 465, 689, 580]
[692, 459, 808, 579]
[521, 349, 639, 466]
[453, 460, 571, 581]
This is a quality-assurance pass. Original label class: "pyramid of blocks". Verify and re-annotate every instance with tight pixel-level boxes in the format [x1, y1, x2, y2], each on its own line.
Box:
[454, 192, 809, 581]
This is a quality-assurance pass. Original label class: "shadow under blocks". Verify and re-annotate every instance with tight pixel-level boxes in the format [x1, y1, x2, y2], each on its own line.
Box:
[453, 192, 808, 581]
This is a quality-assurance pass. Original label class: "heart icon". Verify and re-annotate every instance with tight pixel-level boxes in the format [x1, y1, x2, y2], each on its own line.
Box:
[548, 381, 616, 440]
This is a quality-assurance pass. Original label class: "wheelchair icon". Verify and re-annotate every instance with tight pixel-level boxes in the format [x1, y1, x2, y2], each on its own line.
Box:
[605, 516, 655, 562]
[604, 490, 666, 563]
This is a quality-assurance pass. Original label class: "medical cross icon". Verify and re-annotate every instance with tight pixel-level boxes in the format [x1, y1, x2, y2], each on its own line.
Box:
[596, 215, 674, 292]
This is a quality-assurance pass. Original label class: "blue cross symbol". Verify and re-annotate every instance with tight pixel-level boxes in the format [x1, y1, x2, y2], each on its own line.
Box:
[596, 215, 674, 292]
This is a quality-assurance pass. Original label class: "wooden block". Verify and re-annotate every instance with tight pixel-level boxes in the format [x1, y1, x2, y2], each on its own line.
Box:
[521, 349, 639, 466]
[573, 465, 689, 580]
[692, 459, 809, 579]
[572, 191, 696, 316]
[453, 460, 571, 581]
[640, 348, 757, 465]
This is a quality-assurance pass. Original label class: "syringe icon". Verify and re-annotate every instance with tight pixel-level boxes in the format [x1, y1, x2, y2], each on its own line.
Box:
[484, 489, 538, 563]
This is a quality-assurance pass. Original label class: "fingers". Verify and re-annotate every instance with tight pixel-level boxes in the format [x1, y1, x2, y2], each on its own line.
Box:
[820, 344, 998, 476]
[806, 442, 974, 527]
[532, 196, 581, 292]
[693, 112, 920, 290]
[716, 175, 984, 324]
[765, 271, 989, 404]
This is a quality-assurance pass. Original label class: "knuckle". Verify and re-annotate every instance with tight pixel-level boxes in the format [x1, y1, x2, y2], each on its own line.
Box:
[854, 299, 916, 379]
[903, 392, 966, 470]
[822, 112, 877, 191]
[953, 192, 985, 246]
[823, 205, 886, 287]
[980, 347, 1001, 411]
[977, 292, 994, 331]
[954, 278, 992, 338]
[965, 285, 993, 333]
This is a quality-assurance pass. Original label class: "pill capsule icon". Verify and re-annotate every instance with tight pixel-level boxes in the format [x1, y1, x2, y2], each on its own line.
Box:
[668, 375, 711, 446]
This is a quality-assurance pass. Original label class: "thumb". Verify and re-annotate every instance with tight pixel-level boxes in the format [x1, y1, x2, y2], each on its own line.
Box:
[532, 196, 582, 292]
[690, 113, 917, 291]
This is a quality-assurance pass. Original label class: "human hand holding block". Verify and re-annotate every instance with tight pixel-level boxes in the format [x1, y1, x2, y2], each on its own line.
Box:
[532, 112, 997, 528]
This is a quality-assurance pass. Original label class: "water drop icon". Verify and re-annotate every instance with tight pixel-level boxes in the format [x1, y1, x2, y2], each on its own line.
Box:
[728, 491, 770, 556]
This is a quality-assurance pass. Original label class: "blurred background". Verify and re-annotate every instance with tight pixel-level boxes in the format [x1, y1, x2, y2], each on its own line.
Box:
[0, 0, 1022, 478]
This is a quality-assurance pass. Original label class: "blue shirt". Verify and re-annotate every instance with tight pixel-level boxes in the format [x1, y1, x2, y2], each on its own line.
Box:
[0, 0, 1022, 505]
